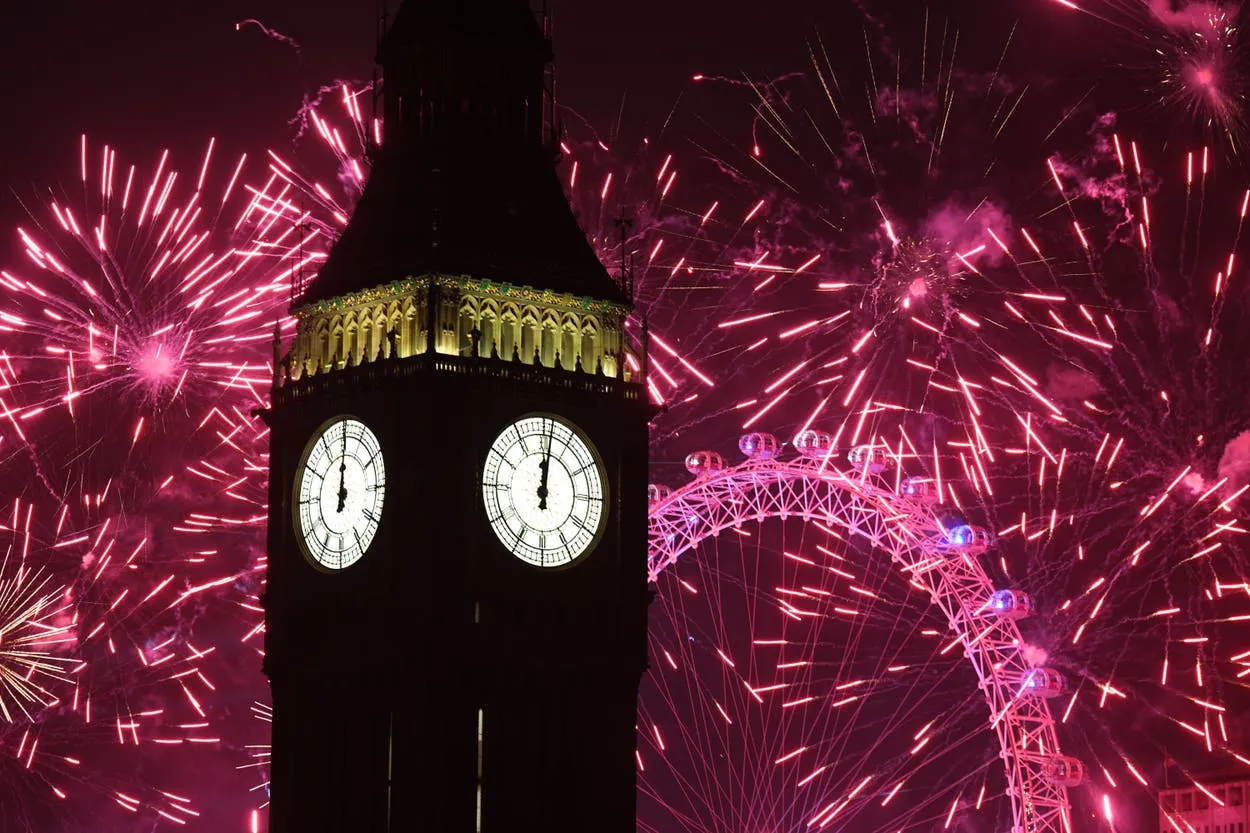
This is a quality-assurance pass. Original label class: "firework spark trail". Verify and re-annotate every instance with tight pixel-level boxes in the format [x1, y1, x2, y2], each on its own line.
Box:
[557, 134, 721, 404]
[640, 517, 1017, 832]
[0, 85, 372, 827]
[620, 12, 1250, 832]
[0, 502, 227, 828]
[238, 18, 1250, 833]
[0, 132, 298, 772]
[2, 134, 302, 427]
[281, 11, 1250, 827]
[269, 83, 374, 229]
[4, 10, 1248, 830]
[239, 700, 272, 808]
[1047, 0, 1249, 153]
[234, 19, 302, 54]
[0, 555, 75, 723]
[996, 130, 1250, 814]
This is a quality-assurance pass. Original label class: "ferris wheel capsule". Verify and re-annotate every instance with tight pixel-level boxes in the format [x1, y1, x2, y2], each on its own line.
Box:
[794, 429, 833, 458]
[1042, 755, 1085, 787]
[648, 484, 673, 506]
[940, 524, 993, 556]
[989, 589, 1033, 620]
[1022, 667, 1066, 698]
[848, 444, 890, 473]
[900, 476, 937, 502]
[738, 432, 779, 460]
[685, 451, 726, 478]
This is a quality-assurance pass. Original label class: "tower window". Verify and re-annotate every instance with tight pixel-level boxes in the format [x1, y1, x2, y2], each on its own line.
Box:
[387, 714, 395, 830]
[475, 708, 485, 832]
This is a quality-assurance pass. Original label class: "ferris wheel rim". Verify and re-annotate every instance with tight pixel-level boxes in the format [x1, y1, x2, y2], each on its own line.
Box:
[645, 438, 1076, 833]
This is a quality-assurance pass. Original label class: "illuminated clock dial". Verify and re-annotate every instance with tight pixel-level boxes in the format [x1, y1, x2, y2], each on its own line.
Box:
[293, 416, 386, 571]
[482, 414, 607, 568]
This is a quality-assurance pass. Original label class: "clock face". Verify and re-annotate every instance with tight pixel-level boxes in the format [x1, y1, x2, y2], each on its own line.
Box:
[482, 414, 607, 568]
[293, 416, 386, 571]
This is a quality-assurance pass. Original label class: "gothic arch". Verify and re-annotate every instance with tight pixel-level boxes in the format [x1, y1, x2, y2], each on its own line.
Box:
[539, 310, 560, 367]
[401, 298, 420, 357]
[520, 306, 540, 364]
[499, 304, 520, 360]
[580, 316, 600, 372]
[458, 296, 480, 357]
[558, 315, 580, 371]
[343, 314, 359, 366]
[313, 318, 330, 374]
[479, 300, 500, 358]
[329, 316, 346, 368]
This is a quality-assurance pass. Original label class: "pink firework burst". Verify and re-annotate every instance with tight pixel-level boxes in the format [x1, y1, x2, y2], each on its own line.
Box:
[1048, 0, 1249, 154]
[628, 14, 1250, 831]
[0, 86, 366, 826]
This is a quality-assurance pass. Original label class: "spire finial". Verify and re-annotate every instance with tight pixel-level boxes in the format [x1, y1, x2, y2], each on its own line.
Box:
[614, 213, 634, 300]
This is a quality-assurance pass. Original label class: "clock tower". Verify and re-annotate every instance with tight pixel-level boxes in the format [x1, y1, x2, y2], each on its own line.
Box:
[260, 3, 652, 832]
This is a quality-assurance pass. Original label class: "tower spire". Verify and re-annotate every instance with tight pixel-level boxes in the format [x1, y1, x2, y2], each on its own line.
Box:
[298, 0, 623, 308]
[365, 0, 387, 159]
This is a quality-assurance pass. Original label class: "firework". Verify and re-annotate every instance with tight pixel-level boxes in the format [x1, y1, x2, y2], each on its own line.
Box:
[0, 94, 367, 824]
[640, 507, 1025, 831]
[1008, 129, 1250, 825]
[0, 557, 74, 723]
[7, 4, 1250, 830]
[624, 11, 1250, 831]
[556, 133, 720, 406]
[1050, 0, 1249, 154]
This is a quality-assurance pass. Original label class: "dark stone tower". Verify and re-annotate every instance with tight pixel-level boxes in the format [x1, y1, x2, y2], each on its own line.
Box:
[261, 3, 652, 832]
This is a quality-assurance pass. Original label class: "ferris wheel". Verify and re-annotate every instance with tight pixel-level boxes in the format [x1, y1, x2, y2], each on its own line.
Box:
[644, 429, 1082, 833]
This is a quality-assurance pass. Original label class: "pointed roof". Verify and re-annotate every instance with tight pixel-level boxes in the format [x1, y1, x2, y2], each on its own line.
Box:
[297, 0, 625, 308]
[375, 0, 548, 67]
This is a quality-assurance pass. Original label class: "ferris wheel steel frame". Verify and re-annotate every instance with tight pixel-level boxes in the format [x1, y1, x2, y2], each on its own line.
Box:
[646, 439, 1074, 833]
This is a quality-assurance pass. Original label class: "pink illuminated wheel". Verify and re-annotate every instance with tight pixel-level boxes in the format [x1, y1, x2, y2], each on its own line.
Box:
[642, 432, 1077, 833]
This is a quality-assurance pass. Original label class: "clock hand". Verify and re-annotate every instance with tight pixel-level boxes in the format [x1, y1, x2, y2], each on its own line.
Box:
[336, 424, 348, 513]
[537, 420, 552, 510]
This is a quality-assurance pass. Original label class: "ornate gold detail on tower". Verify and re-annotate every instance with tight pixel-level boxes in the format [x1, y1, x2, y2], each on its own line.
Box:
[277, 275, 633, 387]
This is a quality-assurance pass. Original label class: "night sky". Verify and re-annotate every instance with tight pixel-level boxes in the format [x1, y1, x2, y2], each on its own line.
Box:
[0, 1, 1099, 243]
[1, 1, 1243, 831]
